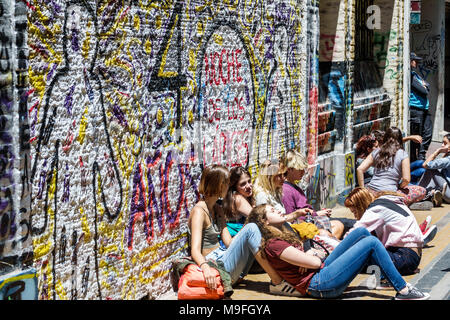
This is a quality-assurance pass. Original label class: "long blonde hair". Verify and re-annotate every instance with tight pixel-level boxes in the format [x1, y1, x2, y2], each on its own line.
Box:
[253, 160, 287, 201]
[246, 204, 303, 257]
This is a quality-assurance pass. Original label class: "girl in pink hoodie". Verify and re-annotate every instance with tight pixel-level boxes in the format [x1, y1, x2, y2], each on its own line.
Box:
[344, 187, 423, 277]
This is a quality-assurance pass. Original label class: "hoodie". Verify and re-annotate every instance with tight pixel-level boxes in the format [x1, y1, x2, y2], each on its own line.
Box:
[349, 195, 423, 248]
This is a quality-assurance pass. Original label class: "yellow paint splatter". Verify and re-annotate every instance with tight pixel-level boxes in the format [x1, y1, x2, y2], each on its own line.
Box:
[55, 280, 68, 300]
[156, 15, 161, 29]
[213, 34, 223, 46]
[77, 106, 88, 145]
[80, 207, 91, 243]
[144, 39, 152, 55]
[196, 22, 203, 35]
[156, 109, 163, 124]
[133, 14, 140, 30]
[82, 37, 91, 59]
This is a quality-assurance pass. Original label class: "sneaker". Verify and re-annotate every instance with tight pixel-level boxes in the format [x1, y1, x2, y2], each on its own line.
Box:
[432, 190, 443, 207]
[419, 216, 432, 234]
[395, 283, 430, 300]
[422, 225, 437, 246]
[409, 200, 433, 211]
[376, 279, 393, 290]
[269, 280, 303, 297]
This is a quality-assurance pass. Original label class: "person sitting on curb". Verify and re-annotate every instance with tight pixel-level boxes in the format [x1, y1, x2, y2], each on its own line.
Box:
[253, 159, 336, 240]
[253, 160, 309, 223]
[356, 127, 427, 209]
[417, 133, 450, 205]
[356, 132, 424, 186]
[344, 187, 437, 288]
[280, 149, 349, 239]
[222, 165, 299, 296]
[222, 166, 256, 237]
[247, 204, 430, 300]
[188, 164, 290, 289]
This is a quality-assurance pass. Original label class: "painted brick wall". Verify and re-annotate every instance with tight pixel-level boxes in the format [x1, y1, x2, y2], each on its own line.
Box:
[0, 0, 36, 300]
[22, 0, 307, 300]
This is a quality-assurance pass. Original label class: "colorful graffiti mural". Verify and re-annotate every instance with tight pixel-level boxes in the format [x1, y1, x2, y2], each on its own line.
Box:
[0, 269, 38, 300]
[23, 0, 306, 299]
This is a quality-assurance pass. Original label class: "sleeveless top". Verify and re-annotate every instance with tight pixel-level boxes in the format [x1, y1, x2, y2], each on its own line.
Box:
[188, 205, 221, 250]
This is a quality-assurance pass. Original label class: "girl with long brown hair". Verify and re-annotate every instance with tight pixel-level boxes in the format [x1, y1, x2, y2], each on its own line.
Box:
[222, 166, 255, 236]
[188, 164, 298, 293]
[222, 165, 309, 296]
[247, 204, 430, 300]
[356, 127, 426, 206]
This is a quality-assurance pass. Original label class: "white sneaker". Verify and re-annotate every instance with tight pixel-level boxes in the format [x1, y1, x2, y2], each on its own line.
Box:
[395, 283, 430, 300]
[269, 280, 303, 297]
[422, 225, 437, 246]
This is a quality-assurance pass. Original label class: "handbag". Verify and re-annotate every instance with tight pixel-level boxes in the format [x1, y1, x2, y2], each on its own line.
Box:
[310, 234, 339, 255]
[177, 264, 225, 300]
[302, 237, 331, 260]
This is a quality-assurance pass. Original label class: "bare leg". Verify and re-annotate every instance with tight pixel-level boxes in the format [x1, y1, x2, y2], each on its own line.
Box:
[330, 220, 345, 239]
[254, 251, 283, 284]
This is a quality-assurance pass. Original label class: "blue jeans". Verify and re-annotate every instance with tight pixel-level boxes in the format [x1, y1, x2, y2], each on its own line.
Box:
[307, 228, 407, 298]
[387, 247, 421, 276]
[205, 223, 261, 283]
[411, 160, 425, 184]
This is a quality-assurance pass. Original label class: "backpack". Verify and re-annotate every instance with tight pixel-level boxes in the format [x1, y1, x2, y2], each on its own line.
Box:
[177, 264, 225, 300]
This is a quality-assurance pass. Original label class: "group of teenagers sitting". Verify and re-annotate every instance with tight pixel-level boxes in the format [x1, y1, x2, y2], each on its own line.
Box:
[179, 126, 450, 300]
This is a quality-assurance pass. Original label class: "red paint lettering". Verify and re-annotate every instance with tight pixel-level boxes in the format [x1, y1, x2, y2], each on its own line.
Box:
[235, 49, 242, 82]
[204, 49, 245, 86]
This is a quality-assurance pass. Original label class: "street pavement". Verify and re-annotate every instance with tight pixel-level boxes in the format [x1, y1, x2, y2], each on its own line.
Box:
[162, 202, 449, 301]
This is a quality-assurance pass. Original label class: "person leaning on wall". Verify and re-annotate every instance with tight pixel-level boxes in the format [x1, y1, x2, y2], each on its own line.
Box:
[409, 52, 433, 163]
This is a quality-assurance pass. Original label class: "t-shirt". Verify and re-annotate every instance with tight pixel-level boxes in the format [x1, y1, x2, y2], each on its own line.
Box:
[356, 157, 374, 186]
[367, 148, 409, 192]
[264, 238, 317, 295]
[281, 182, 316, 222]
[254, 189, 286, 214]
